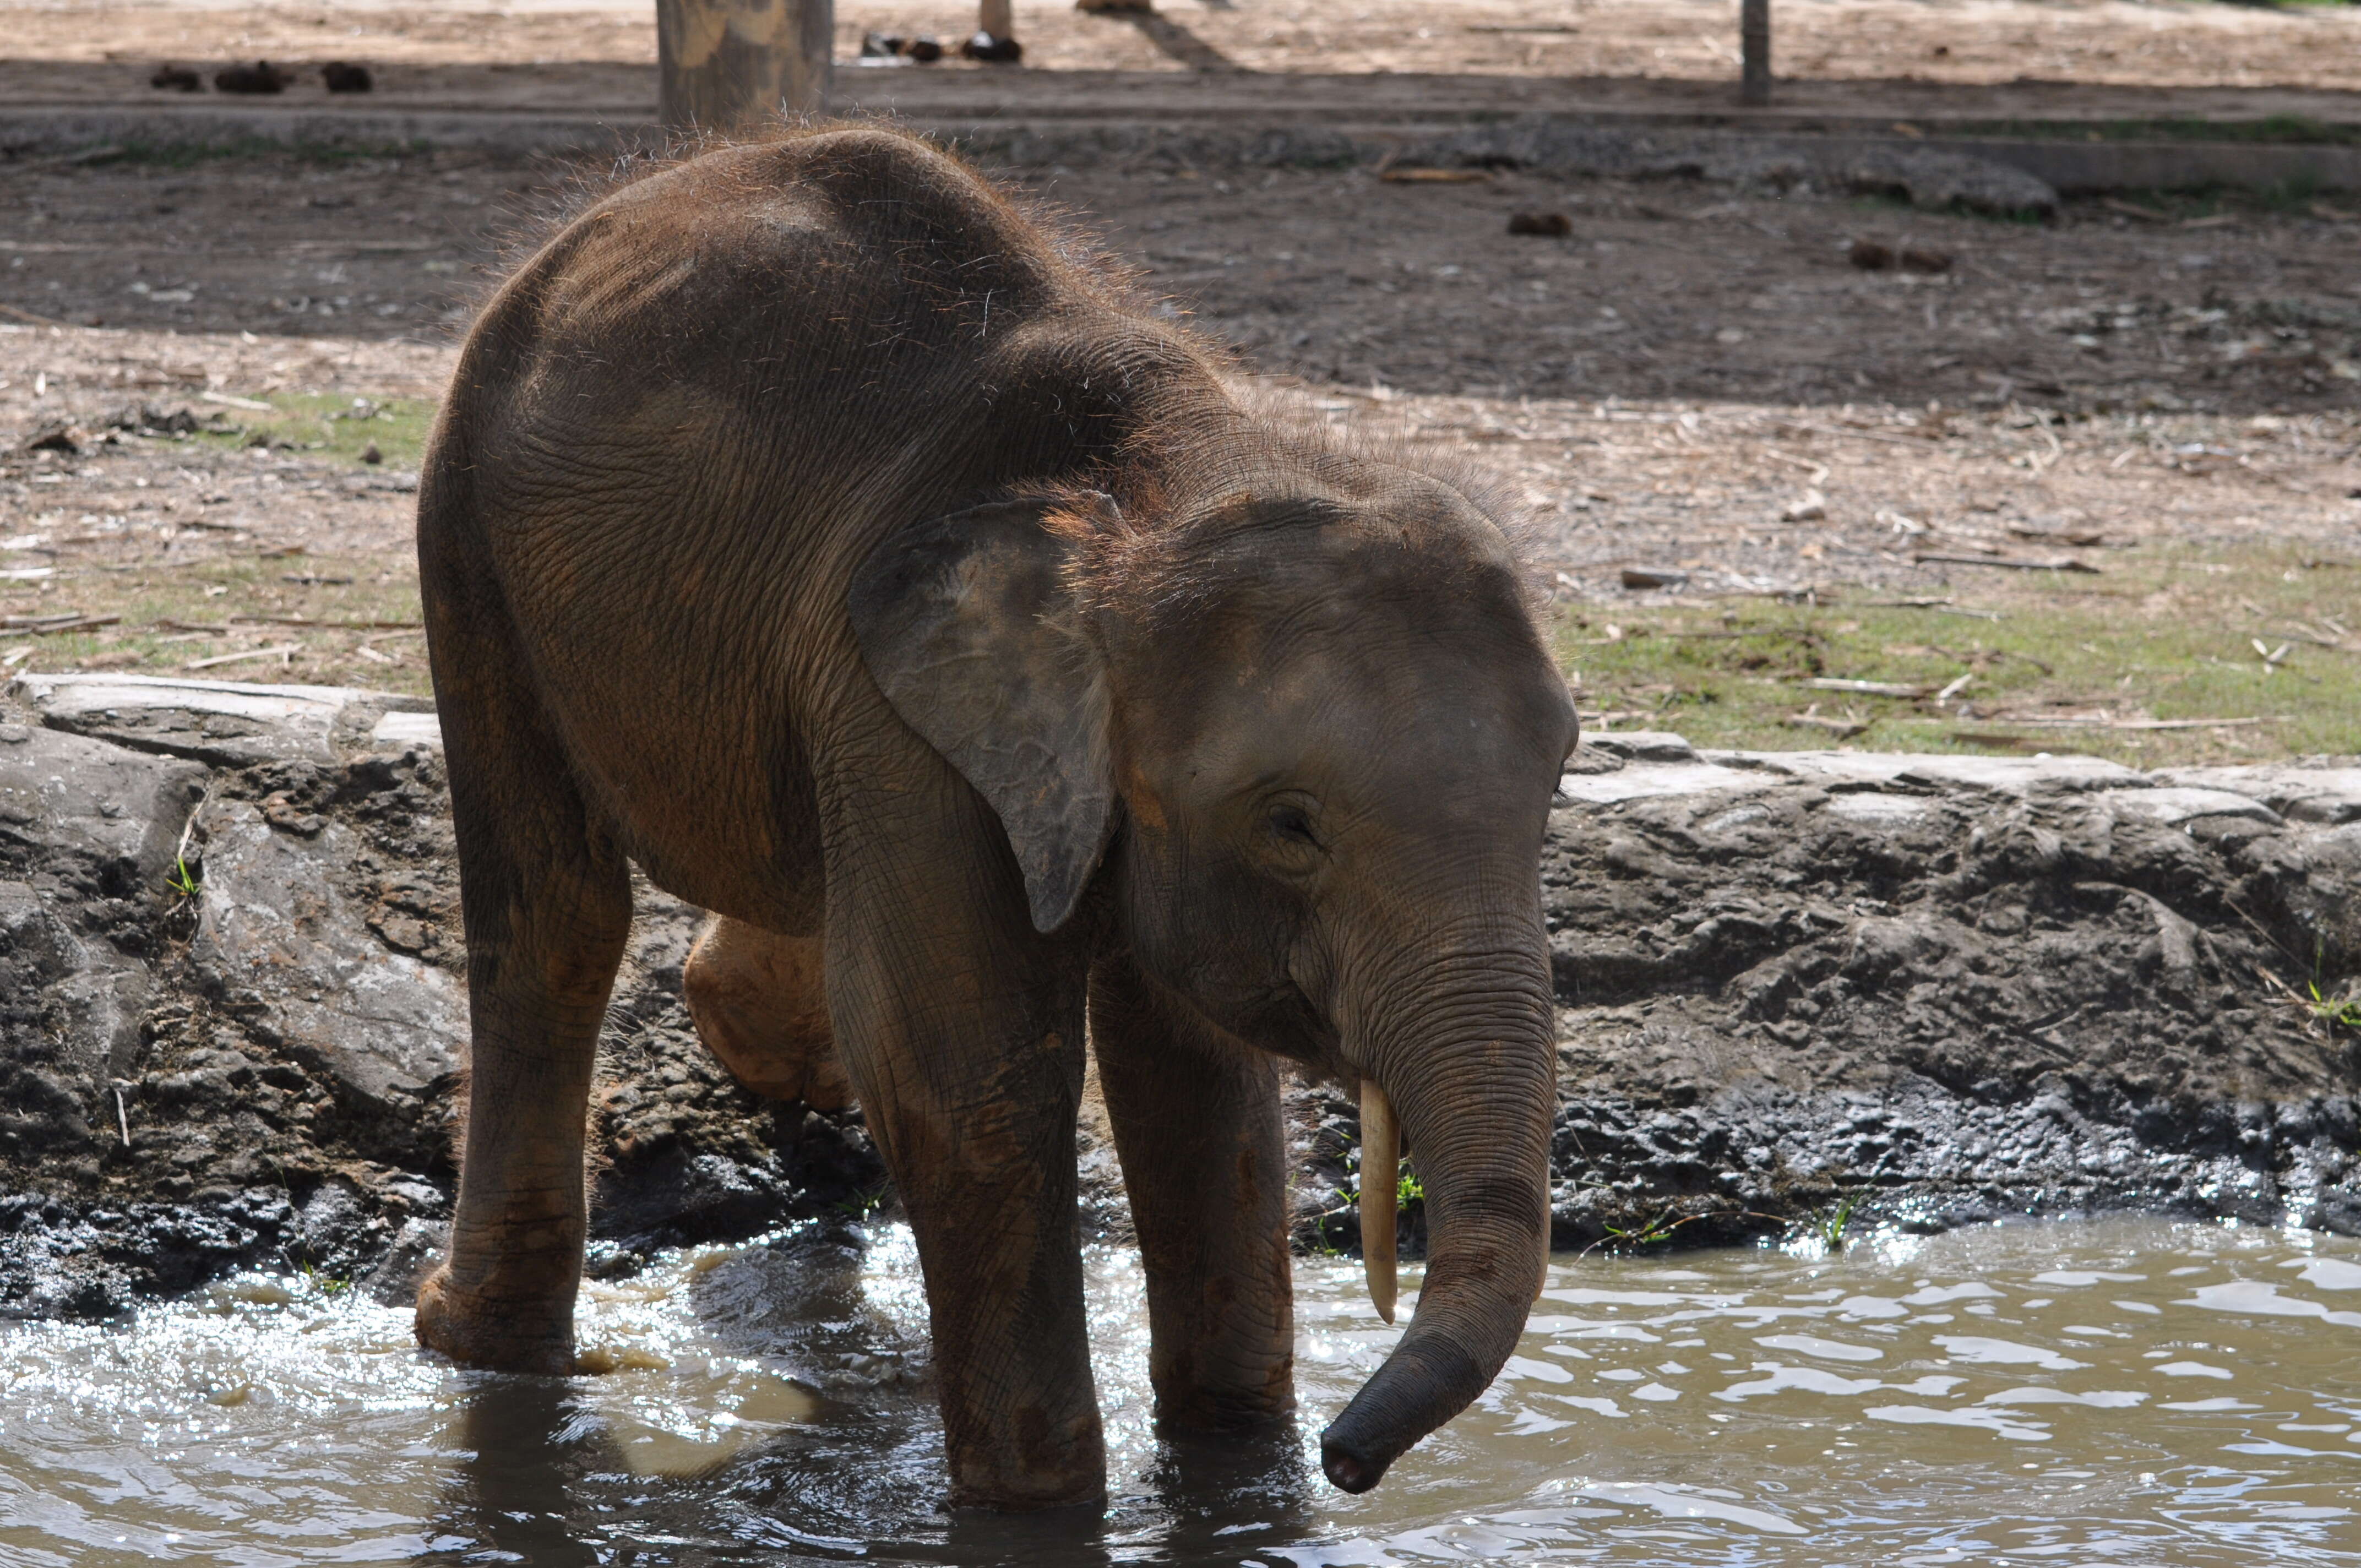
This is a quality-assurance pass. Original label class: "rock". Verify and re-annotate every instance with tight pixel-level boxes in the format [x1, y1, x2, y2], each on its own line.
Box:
[2, 677, 2357, 1311]
[320, 61, 372, 93]
[0, 723, 206, 1106]
[1508, 211, 1573, 238]
[360, 1216, 449, 1304]
[12, 672, 429, 769]
[1839, 148, 2057, 219]
[1848, 239, 1895, 271]
[149, 64, 202, 92]
[1619, 567, 1689, 590]
[370, 711, 442, 750]
[2156, 764, 2361, 825]
[102, 402, 200, 435]
[1533, 736, 2361, 1250]
[189, 799, 465, 1107]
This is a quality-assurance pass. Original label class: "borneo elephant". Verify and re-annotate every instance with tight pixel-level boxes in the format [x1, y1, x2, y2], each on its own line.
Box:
[411, 125, 1577, 1510]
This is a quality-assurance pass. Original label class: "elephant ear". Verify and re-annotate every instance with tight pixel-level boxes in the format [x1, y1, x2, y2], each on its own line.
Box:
[849, 496, 1119, 934]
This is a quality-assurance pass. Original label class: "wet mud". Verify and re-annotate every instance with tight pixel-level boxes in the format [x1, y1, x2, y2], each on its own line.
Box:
[2, 676, 2355, 1319]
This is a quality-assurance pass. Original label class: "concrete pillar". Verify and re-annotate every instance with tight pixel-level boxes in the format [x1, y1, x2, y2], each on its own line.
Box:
[657, 0, 833, 134]
[1740, 0, 1771, 107]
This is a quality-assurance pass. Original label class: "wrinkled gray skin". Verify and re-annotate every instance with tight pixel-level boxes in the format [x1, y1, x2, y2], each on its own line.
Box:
[411, 126, 1577, 1509]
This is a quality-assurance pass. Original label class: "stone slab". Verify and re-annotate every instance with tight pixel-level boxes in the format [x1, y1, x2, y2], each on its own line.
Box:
[1558, 759, 1776, 806]
[2156, 765, 2361, 826]
[10, 672, 429, 770]
[371, 711, 444, 752]
[1711, 749, 2145, 796]
[2099, 786, 2284, 828]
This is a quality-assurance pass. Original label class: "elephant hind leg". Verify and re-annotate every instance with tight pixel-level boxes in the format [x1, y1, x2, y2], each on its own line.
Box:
[684, 915, 851, 1110]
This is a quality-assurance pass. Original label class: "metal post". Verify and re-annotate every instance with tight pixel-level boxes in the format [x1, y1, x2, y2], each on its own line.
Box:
[1740, 0, 1770, 107]
[657, 0, 833, 134]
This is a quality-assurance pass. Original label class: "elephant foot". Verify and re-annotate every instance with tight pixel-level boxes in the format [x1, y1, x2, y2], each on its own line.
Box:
[946, 1466, 1109, 1513]
[683, 917, 850, 1109]
[414, 1265, 578, 1374]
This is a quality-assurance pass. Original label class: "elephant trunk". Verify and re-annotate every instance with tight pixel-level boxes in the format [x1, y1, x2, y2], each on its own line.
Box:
[1319, 935, 1556, 1494]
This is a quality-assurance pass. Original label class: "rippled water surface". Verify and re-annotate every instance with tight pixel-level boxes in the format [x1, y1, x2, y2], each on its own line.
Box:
[4, 1215, 2358, 1565]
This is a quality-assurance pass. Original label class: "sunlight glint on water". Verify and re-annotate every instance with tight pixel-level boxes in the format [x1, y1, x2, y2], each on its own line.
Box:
[1, 1216, 2357, 1565]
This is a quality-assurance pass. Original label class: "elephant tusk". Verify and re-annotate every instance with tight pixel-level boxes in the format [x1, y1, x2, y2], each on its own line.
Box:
[1361, 1078, 1398, 1325]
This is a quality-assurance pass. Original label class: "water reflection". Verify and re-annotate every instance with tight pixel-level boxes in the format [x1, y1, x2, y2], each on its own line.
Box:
[2, 1215, 2358, 1565]
[428, 1376, 603, 1567]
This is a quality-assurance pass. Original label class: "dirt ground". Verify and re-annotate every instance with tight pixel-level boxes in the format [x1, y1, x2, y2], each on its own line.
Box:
[4, 62, 2359, 761]
[7, 0, 2361, 112]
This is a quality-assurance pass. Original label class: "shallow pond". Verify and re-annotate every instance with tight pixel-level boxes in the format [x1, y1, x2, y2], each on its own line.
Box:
[3, 1214, 2357, 1566]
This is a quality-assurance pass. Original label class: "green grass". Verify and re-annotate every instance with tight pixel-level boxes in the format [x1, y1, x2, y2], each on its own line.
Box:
[1808, 1192, 1864, 1253]
[187, 393, 437, 471]
[8, 548, 431, 697]
[1556, 542, 2361, 767]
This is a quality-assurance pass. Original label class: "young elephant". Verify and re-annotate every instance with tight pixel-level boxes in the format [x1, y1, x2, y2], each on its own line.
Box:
[412, 126, 1577, 1509]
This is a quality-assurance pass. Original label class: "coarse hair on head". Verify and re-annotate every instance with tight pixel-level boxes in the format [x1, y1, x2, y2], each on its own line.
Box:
[1042, 374, 1554, 638]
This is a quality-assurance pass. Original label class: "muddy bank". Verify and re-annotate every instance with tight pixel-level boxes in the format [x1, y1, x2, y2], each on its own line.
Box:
[2, 672, 2356, 1319]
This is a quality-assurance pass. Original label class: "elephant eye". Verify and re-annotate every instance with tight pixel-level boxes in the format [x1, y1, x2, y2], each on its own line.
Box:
[1267, 802, 1321, 850]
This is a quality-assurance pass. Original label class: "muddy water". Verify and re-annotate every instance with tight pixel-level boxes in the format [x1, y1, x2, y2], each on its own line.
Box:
[3, 1216, 2357, 1566]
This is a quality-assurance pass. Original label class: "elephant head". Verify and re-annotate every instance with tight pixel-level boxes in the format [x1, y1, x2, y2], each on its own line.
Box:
[851, 467, 1576, 1494]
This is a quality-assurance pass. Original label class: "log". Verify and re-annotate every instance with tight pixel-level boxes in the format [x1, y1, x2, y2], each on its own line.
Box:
[657, 0, 833, 133]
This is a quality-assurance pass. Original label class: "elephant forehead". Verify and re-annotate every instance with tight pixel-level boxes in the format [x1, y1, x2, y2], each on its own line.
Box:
[1119, 639, 1564, 807]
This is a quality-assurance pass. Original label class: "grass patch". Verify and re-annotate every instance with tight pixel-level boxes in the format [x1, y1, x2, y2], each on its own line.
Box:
[1555, 542, 2361, 766]
[9, 552, 431, 698]
[186, 393, 436, 471]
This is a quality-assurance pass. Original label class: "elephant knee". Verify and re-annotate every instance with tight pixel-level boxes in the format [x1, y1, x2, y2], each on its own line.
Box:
[683, 916, 848, 1109]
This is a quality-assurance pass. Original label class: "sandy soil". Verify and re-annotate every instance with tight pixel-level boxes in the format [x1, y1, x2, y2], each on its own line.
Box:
[8, 0, 2361, 100]
[2, 143, 2357, 748]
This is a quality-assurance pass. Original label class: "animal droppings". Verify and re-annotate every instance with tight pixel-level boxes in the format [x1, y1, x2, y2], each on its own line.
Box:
[213, 61, 292, 94]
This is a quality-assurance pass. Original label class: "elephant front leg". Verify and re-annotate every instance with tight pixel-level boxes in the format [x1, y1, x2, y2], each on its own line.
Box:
[825, 836, 1105, 1507]
[411, 630, 633, 1373]
[1091, 955, 1296, 1430]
